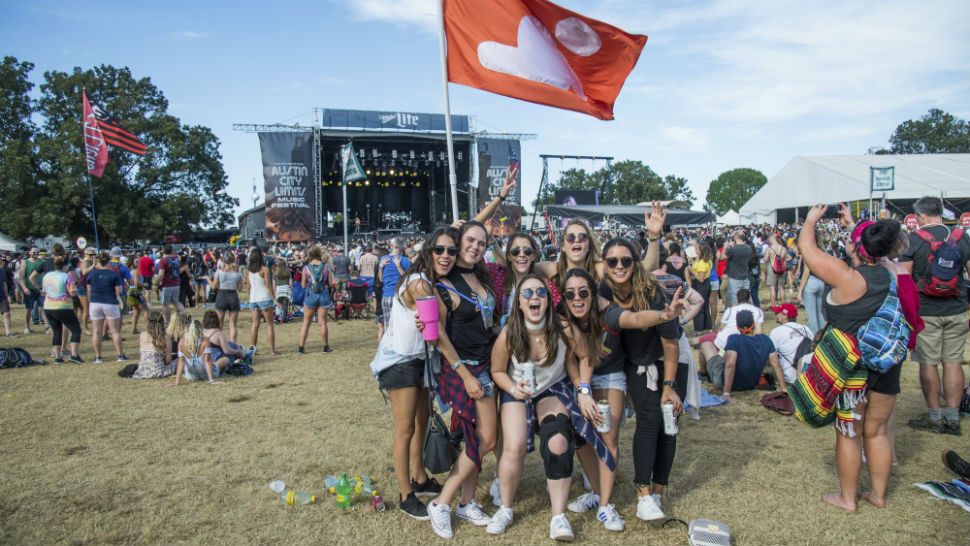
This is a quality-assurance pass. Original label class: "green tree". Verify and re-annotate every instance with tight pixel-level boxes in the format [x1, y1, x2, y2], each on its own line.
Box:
[0, 57, 39, 237]
[534, 160, 694, 207]
[0, 59, 238, 242]
[887, 109, 970, 154]
[704, 168, 767, 215]
[535, 167, 597, 207]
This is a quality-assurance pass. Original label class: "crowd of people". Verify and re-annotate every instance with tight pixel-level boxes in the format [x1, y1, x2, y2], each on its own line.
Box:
[2, 184, 968, 539]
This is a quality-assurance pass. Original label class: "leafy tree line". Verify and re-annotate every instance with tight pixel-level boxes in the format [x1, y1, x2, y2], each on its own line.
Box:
[0, 56, 238, 242]
[534, 160, 696, 208]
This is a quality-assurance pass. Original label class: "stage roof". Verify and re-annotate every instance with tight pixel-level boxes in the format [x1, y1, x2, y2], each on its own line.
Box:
[545, 204, 715, 226]
[740, 154, 970, 214]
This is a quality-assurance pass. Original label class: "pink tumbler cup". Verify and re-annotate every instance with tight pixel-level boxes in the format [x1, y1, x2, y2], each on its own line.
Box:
[416, 296, 439, 341]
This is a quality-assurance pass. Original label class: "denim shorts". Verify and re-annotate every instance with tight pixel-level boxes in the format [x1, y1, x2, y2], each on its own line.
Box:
[591, 371, 627, 393]
[476, 369, 495, 398]
[75, 285, 87, 297]
[251, 299, 274, 310]
[304, 289, 331, 310]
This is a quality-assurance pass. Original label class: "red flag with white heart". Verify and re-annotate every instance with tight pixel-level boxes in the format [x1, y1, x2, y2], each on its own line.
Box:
[443, 0, 647, 120]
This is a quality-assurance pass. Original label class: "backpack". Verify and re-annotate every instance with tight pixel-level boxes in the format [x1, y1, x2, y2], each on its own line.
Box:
[856, 279, 911, 373]
[915, 227, 965, 298]
[786, 324, 814, 371]
[0, 348, 38, 368]
[771, 248, 787, 274]
[190, 257, 206, 278]
[159, 256, 180, 282]
[307, 263, 327, 293]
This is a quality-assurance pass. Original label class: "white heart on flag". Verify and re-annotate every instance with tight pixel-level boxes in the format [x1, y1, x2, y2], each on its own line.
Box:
[477, 16, 587, 100]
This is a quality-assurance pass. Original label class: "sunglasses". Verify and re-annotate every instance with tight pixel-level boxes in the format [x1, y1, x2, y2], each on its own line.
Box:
[432, 245, 459, 257]
[519, 287, 548, 300]
[565, 232, 589, 244]
[564, 288, 591, 300]
[509, 246, 534, 257]
[605, 256, 634, 269]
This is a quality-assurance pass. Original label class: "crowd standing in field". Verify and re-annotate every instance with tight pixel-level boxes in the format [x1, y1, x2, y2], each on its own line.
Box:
[2, 188, 969, 540]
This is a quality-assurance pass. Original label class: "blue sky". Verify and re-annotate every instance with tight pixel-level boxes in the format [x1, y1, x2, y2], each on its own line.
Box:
[3, 0, 968, 216]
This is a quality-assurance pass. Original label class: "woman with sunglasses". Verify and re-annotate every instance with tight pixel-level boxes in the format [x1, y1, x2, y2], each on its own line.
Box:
[425, 221, 500, 540]
[599, 238, 685, 522]
[370, 228, 459, 522]
[560, 267, 685, 530]
[488, 274, 617, 540]
[485, 231, 539, 328]
[535, 202, 668, 307]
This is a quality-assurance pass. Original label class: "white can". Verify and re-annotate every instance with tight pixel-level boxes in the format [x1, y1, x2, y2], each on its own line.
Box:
[662, 402, 679, 436]
[519, 362, 536, 394]
[596, 400, 611, 433]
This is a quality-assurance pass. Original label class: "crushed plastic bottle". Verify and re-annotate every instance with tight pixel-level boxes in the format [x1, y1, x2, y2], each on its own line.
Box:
[269, 480, 285, 494]
[280, 491, 316, 506]
[324, 476, 338, 493]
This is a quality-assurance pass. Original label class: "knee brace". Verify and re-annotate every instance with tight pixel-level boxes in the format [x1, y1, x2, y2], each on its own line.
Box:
[539, 413, 574, 480]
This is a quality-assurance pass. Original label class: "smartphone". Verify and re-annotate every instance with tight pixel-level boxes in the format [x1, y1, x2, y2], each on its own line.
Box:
[822, 205, 842, 219]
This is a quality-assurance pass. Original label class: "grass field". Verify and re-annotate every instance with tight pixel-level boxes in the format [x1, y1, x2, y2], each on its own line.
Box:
[0, 301, 967, 545]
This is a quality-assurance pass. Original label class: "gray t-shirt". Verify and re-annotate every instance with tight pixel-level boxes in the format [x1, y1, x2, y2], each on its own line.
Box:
[331, 255, 351, 280]
[725, 243, 753, 281]
[216, 270, 242, 291]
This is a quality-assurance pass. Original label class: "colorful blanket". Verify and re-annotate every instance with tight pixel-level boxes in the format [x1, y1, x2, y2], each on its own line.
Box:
[914, 481, 970, 513]
[787, 326, 868, 437]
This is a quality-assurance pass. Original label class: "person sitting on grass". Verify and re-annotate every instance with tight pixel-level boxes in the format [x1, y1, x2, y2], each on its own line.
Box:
[702, 310, 787, 401]
[201, 310, 248, 370]
[169, 319, 224, 386]
[133, 311, 176, 379]
[165, 313, 192, 366]
[696, 288, 763, 379]
[768, 303, 813, 384]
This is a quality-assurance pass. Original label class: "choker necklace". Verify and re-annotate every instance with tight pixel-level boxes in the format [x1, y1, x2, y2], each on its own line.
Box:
[614, 289, 633, 303]
[525, 318, 547, 331]
[453, 265, 474, 274]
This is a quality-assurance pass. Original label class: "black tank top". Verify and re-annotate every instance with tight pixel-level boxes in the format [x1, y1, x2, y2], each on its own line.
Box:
[439, 268, 496, 363]
[824, 265, 890, 335]
[666, 260, 687, 282]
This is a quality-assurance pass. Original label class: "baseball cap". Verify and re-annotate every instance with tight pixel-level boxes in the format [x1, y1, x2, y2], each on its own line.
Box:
[110, 246, 123, 258]
[736, 309, 755, 332]
[770, 303, 797, 320]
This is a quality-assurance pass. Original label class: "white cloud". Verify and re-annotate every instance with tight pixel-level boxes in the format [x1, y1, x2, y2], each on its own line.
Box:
[169, 30, 208, 40]
[341, 0, 438, 32]
[658, 125, 710, 146]
[800, 124, 878, 142]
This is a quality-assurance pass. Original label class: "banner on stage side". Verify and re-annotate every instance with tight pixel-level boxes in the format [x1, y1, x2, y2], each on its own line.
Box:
[477, 138, 522, 237]
[259, 132, 316, 241]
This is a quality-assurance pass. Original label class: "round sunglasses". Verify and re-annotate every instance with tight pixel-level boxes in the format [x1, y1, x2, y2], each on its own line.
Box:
[565, 232, 589, 244]
[605, 256, 634, 269]
[519, 287, 549, 299]
[564, 288, 591, 300]
[508, 246, 534, 257]
[432, 245, 459, 257]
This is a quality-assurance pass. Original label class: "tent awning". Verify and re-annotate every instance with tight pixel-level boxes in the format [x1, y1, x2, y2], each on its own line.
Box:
[545, 204, 714, 226]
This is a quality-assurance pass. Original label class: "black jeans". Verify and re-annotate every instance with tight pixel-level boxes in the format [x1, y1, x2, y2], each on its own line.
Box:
[44, 309, 81, 346]
[625, 361, 689, 486]
[691, 278, 713, 331]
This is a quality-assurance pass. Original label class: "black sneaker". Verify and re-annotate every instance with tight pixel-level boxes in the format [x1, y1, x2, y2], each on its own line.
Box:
[908, 413, 944, 434]
[323, 346, 333, 353]
[67, 355, 84, 364]
[400, 492, 430, 521]
[943, 449, 970, 480]
[54, 357, 65, 364]
[298, 346, 304, 354]
[943, 420, 962, 436]
[411, 477, 443, 497]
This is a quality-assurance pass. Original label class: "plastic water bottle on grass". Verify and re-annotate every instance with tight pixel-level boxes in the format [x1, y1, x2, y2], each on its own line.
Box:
[280, 491, 316, 506]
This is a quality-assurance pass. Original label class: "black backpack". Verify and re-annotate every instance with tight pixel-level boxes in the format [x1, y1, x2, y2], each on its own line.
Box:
[0, 348, 40, 368]
[787, 324, 814, 372]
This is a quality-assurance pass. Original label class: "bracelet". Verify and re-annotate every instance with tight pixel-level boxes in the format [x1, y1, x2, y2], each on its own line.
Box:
[648, 236, 661, 243]
[498, 194, 507, 202]
[722, 392, 731, 396]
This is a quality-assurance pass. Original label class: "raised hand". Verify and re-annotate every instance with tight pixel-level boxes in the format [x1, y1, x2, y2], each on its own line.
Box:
[645, 200, 666, 238]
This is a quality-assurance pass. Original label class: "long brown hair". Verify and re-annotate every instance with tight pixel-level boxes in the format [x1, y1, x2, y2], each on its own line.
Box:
[454, 221, 495, 297]
[399, 227, 459, 304]
[146, 311, 166, 351]
[602, 238, 657, 311]
[505, 274, 561, 367]
[560, 268, 603, 363]
[556, 218, 601, 287]
[503, 231, 538, 298]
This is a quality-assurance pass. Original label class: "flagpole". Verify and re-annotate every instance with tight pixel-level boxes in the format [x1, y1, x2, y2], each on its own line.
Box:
[342, 177, 349, 254]
[84, 173, 102, 252]
[438, 0, 460, 224]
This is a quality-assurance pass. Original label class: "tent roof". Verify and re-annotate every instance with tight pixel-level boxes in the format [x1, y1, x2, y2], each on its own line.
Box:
[739, 154, 970, 213]
[545, 204, 715, 226]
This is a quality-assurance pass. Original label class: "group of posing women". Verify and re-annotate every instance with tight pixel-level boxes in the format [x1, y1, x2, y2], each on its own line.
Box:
[371, 169, 693, 541]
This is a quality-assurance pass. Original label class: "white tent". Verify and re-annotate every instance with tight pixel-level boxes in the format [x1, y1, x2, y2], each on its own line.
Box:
[0, 233, 24, 252]
[717, 209, 742, 225]
[740, 154, 970, 215]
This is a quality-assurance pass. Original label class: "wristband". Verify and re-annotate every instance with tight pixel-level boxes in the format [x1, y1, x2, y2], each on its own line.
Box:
[648, 235, 661, 243]
[498, 194, 507, 202]
[722, 392, 731, 397]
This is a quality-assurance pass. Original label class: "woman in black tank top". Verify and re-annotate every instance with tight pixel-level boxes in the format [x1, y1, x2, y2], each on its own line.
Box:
[800, 204, 903, 513]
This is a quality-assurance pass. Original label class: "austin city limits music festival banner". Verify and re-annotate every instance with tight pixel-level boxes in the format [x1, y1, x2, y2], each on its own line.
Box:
[477, 138, 522, 237]
[259, 132, 316, 241]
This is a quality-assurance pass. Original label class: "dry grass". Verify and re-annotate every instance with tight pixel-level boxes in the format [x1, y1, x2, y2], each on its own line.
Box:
[0, 302, 967, 546]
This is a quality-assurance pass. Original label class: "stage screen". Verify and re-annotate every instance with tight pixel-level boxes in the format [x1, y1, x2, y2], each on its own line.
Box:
[554, 189, 599, 206]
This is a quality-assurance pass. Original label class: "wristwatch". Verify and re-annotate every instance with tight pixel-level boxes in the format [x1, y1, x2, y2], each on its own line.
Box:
[577, 383, 592, 396]
[662, 380, 677, 389]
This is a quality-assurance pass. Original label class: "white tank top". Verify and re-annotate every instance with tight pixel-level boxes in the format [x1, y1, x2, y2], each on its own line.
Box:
[511, 339, 567, 396]
[248, 270, 272, 302]
[387, 274, 428, 358]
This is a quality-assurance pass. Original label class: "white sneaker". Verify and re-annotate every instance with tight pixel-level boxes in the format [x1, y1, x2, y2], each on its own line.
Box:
[428, 501, 454, 539]
[567, 492, 600, 513]
[23, 327, 30, 335]
[549, 513, 574, 541]
[489, 478, 503, 507]
[651, 494, 664, 512]
[597, 504, 625, 532]
[636, 494, 665, 521]
[456, 500, 490, 527]
[485, 506, 513, 535]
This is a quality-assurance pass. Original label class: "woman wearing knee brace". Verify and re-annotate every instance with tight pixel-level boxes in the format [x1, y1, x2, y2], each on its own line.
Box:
[488, 274, 617, 541]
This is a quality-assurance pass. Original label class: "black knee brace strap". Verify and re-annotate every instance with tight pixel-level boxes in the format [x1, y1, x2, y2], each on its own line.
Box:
[539, 413, 574, 480]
